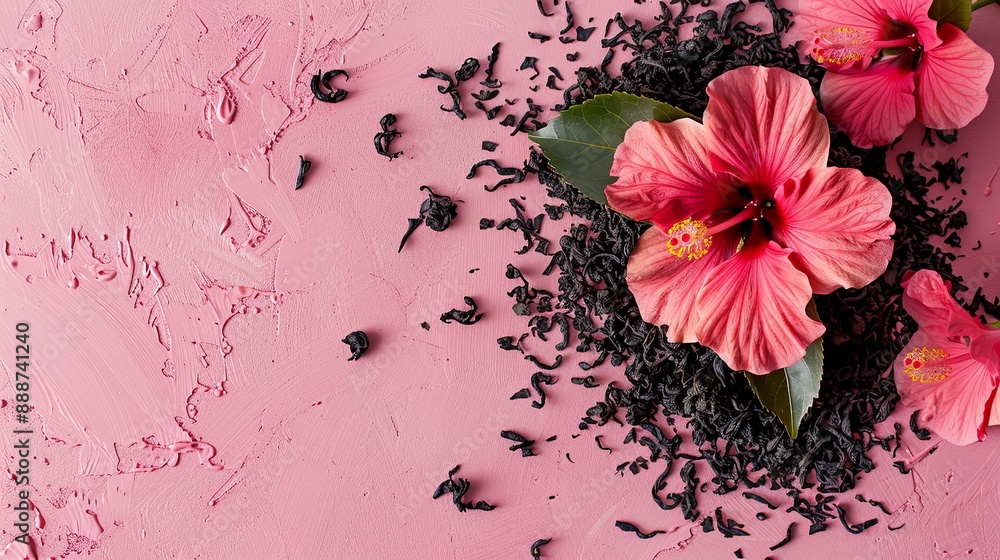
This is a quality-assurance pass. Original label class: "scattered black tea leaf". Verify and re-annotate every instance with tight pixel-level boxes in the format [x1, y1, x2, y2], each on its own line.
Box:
[545, 435, 557, 442]
[528, 31, 551, 43]
[511, 388, 532, 400]
[835, 505, 878, 534]
[536, 0, 553, 17]
[482, 141, 498, 152]
[473, 88, 501, 101]
[498, 333, 529, 353]
[855, 494, 892, 515]
[374, 113, 403, 160]
[701, 517, 714, 533]
[566, 52, 579, 61]
[432, 465, 496, 512]
[576, 26, 596, 40]
[530, 538, 551, 560]
[420, 322, 430, 331]
[909, 411, 932, 441]
[440, 90, 467, 120]
[530, 371, 556, 409]
[454, 57, 480, 83]
[615, 521, 664, 539]
[467, 159, 527, 192]
[480, 218, 496, 229]
[311, 69, 349, 103]
[481, 43, 502, 89]
[560, 0, 575, 35]
[742, 492, 778, 510]
[526, 353, 562, 370]
[716, 507, 750, 538]
[519, 56, 541, 80]
[440, 296, 484, 325]
[398, 218, 423, 253]
[295, 155, 312, 190]
[341, 331, 369, 361]
[501, 430, 537, 457]
[595, 435, 612, 453]
[571, 376, 599, 388]
[398, 186, 458, 252]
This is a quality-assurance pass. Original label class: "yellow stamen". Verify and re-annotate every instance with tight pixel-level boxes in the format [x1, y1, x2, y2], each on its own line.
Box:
[903, 347, 952, 383]
[815, 27, 868, 66]
[666, 218, 712, 260]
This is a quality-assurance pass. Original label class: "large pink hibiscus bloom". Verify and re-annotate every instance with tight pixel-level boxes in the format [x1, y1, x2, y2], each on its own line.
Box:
[799, 0, 994, 148]
[606, 66, 895, 375]
[894, 269, 1000, 445]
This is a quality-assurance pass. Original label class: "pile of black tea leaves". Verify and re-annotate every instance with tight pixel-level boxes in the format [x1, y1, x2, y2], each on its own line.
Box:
[469, 0, 995, 539]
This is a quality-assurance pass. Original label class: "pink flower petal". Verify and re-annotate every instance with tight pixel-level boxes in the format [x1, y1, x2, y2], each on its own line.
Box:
[915, 24, 994, 131]
[879, 0, 941, 52]
[694, 238, 826, 375]
[894, 335, 999, 445]
[607, 119, 736, 230]
[796, 0, 890, 69]
[705, 66, 830, 193]
[771, 167, 895, 294]
[819, 57, 916, 148]
[625, 226, 743, 344]
[901, 269, 988, 344]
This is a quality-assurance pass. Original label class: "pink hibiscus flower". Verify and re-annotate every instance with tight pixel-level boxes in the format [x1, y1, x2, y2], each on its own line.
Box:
[606, 66, 896, 375]
[799, 0, 994, 148]
[893, 269, 1000, 445]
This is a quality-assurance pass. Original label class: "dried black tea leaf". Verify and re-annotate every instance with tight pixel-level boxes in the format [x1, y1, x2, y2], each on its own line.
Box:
[295, 156, 311, 190]
[374, 113, 403, 160]
[614, 521, 664, 539]
[341, 331, 369, 361]
[311, 69, 349, 103]
[440, 296, 484, 325]
[432, 465, 496, 512]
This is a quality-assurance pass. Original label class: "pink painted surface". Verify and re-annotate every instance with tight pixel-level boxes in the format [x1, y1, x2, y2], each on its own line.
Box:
[0, 0, 997, 558]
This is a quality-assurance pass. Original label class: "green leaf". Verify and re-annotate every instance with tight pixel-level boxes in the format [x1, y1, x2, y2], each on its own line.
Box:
[745, 303, 825, 439]
[528, 92, 694, 205]
[929, 0, 972, 31]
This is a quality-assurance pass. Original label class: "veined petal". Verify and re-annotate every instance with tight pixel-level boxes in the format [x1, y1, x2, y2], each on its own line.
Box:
[694, 238, 826, 375]
[901, 269, 988, 343]
[880, 0, 941, 52]
[625, 226, 743, 344]
[915, 24, 994, 131]
[607, 119, 736, 231]
[796, 0, 889, 68]
[894, 335, 999, 445]
[819, 58, 916, 148]
[771, 167, 895, 294]
[705, 66, 830, 193]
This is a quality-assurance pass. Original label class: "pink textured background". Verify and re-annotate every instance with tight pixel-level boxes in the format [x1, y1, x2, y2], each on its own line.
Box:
[1, 0, 998, 558]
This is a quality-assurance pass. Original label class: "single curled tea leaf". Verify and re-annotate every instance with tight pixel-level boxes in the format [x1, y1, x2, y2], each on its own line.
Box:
[341, 331, 369, 361]
[929, 0, 972, 31]
[529, 92, 694, 205]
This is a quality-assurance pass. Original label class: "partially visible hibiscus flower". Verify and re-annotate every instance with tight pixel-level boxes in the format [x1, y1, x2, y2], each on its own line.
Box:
[606, 66, 896, 375]
[798, 0, 994, 148]
[893, 269, 1000, 445]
